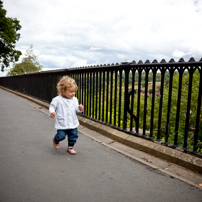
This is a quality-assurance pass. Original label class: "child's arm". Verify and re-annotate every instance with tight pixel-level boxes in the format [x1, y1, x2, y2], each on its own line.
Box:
[49, 97, 57, 118]
[78, 104, 84, 111]
[50, 112, 56, 118]
[74, 97, 83, 112]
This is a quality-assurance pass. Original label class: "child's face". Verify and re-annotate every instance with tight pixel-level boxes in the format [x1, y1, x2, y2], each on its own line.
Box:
[61, 85, 76, 99]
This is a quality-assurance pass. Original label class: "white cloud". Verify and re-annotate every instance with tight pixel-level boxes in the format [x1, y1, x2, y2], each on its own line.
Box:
[1, 0, 202, 75]
[172, 50, 186, 58]
[90, 47, 101, 51]
[0, 70, 8, 77]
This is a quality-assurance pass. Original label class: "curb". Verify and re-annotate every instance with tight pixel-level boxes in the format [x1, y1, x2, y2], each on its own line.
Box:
[1, 86, 202, 174]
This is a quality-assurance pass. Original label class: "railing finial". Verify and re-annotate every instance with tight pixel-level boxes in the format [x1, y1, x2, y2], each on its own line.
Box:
[169, 58, 175, 63]
[178, 58, 185, 62]
[152, 59, 158, 63]
[160, 59, 166, 63]
[189, 57, 195, 62]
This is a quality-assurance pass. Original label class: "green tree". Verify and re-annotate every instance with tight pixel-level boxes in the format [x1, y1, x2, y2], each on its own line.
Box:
[152, 70, 201, 151]
[7, 45, 43, 75]
[149, 89, 153, 94]
[0, 0, 22, 71]
[131, 70, 202, 153]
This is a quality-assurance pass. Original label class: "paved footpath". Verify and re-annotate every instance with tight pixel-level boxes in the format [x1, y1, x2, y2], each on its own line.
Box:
[0, 88, 202, 202]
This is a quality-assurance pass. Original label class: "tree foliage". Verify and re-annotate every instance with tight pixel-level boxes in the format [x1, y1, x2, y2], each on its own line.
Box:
[0, 0, 22, 71]
[132, 70, 202, 152]
[7, 45, 43, 76]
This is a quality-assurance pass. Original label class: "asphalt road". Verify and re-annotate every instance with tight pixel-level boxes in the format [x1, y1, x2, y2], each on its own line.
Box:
[0, 88, 202, 202]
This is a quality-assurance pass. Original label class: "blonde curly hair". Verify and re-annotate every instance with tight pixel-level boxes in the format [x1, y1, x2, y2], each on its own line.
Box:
[57, 76, 78, 94]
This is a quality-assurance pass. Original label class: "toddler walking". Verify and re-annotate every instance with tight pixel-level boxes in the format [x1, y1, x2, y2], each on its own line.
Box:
[49, 76, 83, 154]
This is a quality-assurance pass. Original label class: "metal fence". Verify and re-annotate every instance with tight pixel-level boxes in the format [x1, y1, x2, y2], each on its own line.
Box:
[0, 57, 202, 158]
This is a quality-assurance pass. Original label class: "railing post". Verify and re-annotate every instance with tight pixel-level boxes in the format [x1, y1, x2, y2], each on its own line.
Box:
[136, 68, 142, 133]
[174, 66, 184, 145]
[123, 68, 130, 130]
[165, 64, 174, 143]
[194, 68, 202, 151]
[184, 66, 194, 150]
[143, 68, 149, 135]
[150, 67, 157, 137]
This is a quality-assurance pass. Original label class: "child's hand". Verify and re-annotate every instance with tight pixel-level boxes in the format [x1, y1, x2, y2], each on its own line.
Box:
[78, 104, 84, 111]
[51, 112, 56, 118]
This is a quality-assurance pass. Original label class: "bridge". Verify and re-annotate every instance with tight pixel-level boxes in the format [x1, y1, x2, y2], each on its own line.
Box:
[0, 85, 202, 201]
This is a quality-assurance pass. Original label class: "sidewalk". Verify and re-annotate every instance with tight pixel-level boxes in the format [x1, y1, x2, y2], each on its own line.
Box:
[0, 88, 202, 202]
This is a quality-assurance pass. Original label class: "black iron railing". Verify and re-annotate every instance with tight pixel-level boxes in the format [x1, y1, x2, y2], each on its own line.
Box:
[0, 57, 202, 158]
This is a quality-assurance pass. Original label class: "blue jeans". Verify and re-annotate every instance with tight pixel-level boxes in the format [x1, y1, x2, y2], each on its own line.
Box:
[54, 128, 78, 147]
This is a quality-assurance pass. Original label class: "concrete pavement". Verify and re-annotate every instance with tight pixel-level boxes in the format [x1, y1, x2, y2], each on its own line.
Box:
[0, 88, 202, 202]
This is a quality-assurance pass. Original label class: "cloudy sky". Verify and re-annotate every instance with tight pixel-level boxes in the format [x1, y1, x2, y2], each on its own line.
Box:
[1, 0, 202, 76]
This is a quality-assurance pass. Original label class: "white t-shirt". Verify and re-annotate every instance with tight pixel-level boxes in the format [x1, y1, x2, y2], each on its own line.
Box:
[49, 95, 81, 130]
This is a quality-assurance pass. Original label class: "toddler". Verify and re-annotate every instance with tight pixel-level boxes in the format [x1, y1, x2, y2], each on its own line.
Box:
[49, 76, 83, 154]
